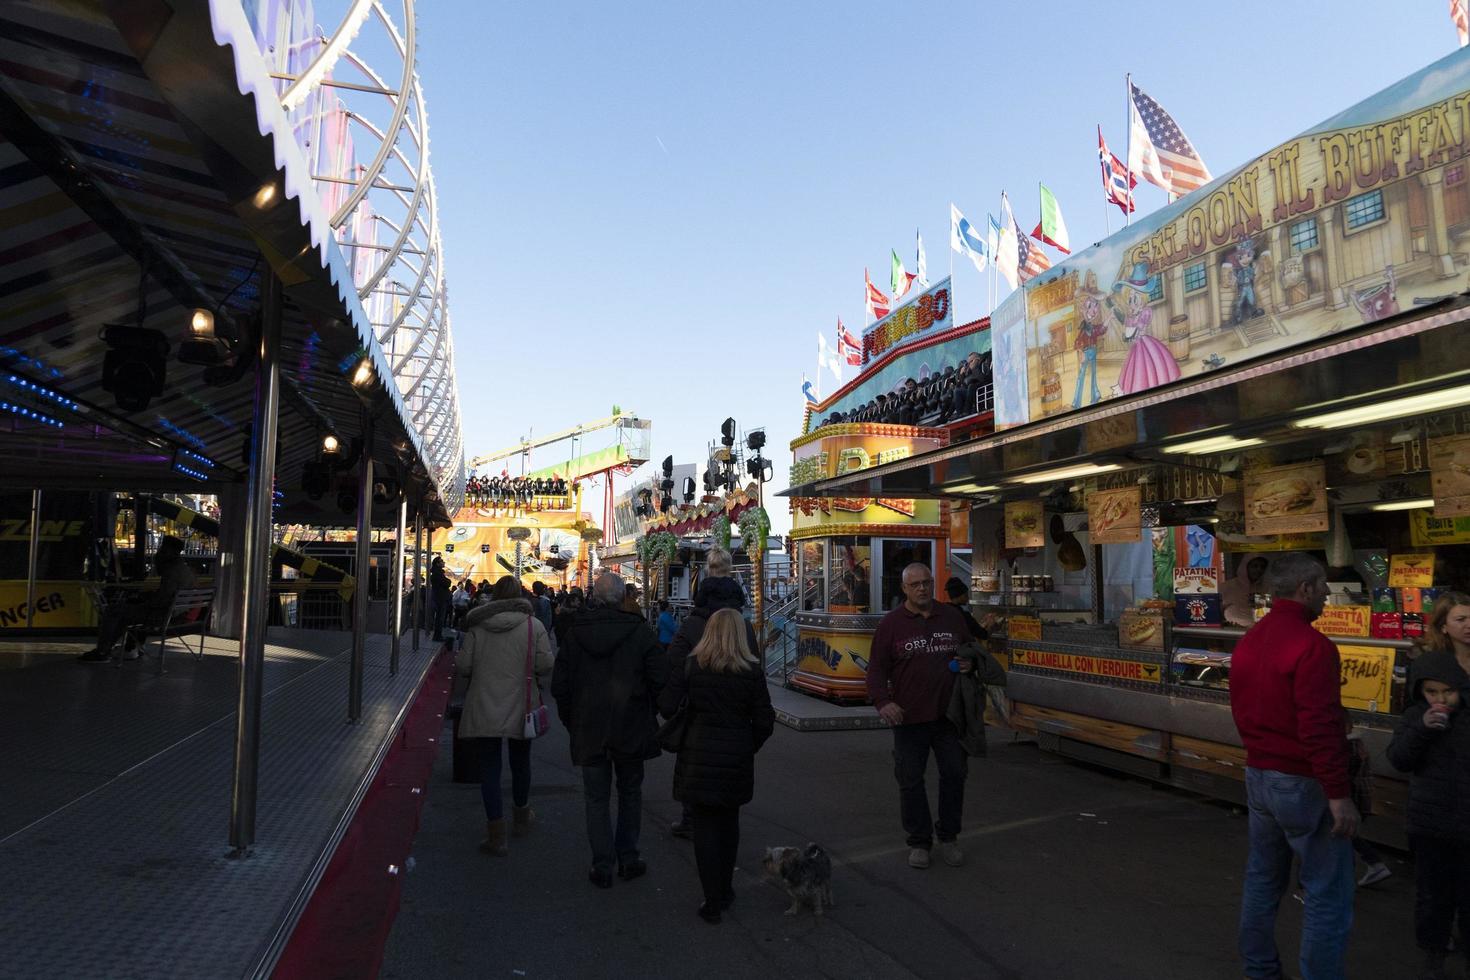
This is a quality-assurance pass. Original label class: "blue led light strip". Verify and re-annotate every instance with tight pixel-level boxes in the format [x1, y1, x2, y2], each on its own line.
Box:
[180, 448, 217, 469]
[173, 462, 210, 482]
[5, 374, 78, 411]
[0, 400, 63, 428]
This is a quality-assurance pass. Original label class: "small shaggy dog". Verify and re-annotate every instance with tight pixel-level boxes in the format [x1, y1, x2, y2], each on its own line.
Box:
[762, 843, 834, 916]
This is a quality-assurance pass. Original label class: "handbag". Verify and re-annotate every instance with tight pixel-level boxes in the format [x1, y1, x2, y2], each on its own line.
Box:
[655, 699, 690, 753]
[521, 619, 550, 739]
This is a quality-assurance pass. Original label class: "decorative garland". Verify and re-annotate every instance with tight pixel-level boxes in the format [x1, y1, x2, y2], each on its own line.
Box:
[737, 507, 771, 561]
[713, 515, 731, 552]
[637, 530, 678, 567]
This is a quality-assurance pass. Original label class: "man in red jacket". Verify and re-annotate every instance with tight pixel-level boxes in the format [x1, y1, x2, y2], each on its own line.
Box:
[866, 562, 974, 871]
[1229, 552, 1358, 980]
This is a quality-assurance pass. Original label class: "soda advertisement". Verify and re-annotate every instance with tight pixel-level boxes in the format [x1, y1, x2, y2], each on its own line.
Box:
[992, 45, 1470, 429]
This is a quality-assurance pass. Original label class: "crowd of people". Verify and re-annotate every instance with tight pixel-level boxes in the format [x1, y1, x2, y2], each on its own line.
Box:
[812, 351, 993, 431]
[463, 475, 570, 509]
[442, 546, 1470, 974]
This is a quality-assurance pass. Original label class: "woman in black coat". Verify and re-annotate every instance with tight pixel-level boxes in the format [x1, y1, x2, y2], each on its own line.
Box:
[658, 607, 775, 923]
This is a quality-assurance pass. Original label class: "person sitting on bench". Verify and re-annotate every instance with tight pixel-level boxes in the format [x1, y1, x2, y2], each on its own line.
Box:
[79, 535, 197, 663]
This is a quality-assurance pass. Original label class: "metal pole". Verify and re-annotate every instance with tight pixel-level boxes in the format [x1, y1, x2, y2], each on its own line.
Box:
[350, 415, 374, 722]
[412, 499, 423, 651]
[133, 494, 148, 579]
[24, 489, 40, 628]
[230, 267, 281, 855]
[390, 497, 407, 675]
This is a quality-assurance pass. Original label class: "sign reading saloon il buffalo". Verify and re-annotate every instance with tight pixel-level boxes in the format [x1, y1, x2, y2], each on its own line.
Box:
[992, 45, 1470, 429]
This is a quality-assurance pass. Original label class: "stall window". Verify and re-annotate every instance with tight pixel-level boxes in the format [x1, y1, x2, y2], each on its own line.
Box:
[879, 539, 933, 611]
[1147, 274, 1164, 304]
[1344, 189, 1385, 230]
[1448, 165, 1466, 188]
[1289, 218, 1319, 253]
[799, 539, 826, 611]
[1183, 261, 1207, 293]
[826, 536, 872, 613]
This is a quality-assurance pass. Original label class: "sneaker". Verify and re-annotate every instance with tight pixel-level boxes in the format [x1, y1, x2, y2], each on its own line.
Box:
[587, 867, 613, 889]
[77, 649, 111, 663]
[617, 859, 647, 881]
[939, 841, 965, 867]
[120, 647, 141, 662]
[1292, 890, 1305, 905]
[696, 902, 721, 925]
[907, 847, 931, 869]
[1358, 863, 1392, 887]
[670, 820, 693, 840]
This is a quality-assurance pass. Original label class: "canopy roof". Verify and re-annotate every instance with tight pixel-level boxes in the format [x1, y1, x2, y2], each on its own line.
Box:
[0, 0, 464, 524]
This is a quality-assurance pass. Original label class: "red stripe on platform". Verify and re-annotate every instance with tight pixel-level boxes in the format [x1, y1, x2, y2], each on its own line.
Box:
[272, 647, 455, 980]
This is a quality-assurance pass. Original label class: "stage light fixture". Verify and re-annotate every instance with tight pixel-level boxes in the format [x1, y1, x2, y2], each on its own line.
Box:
[682, 477, 696, 503]
[101, 324, 169, 412]
[721, 417, 736, 447]
[745, 430, 765, 452]
[661, 455, 673, 479]
[350, 356, 375, 388]
[252, 181, 278, 209]
[302, 460, 331, 500]
[322, 433, 341, 456]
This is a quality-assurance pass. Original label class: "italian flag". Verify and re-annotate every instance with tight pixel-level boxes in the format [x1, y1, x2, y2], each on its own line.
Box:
[1032, 183, 1072, 254]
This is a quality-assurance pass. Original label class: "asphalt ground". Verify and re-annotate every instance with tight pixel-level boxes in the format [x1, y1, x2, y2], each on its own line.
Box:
[382, 719, 1439, 980]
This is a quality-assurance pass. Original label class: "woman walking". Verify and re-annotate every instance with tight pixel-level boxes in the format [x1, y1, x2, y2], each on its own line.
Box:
[456, 576, 553, 855]
[658, 607, 775, 923]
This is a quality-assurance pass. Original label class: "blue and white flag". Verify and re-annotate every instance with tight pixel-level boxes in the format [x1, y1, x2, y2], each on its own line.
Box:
[802, 374, 817, 403]
[950, 204, 989, 274]
[915, 228, 929, 287]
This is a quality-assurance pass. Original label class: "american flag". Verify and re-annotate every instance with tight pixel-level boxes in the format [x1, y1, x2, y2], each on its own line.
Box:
[1454, 0, 1469, 46]
[1015, 216, 1051, 282]
[1098, 126, 1136, 215]
[1129, 82, 1211, 198]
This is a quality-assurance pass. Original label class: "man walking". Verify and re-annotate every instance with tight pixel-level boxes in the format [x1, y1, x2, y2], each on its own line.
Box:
[1230, 552, 1358, 980]
[552, 573, 667, 888]
[865, 562, 975, 869]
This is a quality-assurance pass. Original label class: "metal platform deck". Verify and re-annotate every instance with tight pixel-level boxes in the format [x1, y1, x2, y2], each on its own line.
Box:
[0, 628, 439, 979]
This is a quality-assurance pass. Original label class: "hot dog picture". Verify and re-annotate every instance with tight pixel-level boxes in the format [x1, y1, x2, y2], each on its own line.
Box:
[1088, 487, 1142, 543]
[1125, 618, 1158, 644]
[1250, 477, 1314, 517]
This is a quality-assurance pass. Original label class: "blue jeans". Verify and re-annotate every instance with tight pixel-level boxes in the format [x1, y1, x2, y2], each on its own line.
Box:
[581, 758, 644, 873]
[477, 737, 531, 821]
[1239, 768, 1355, 980]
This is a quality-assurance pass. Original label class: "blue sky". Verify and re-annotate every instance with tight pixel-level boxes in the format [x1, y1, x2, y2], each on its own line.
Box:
[418, 0, 1459, 534]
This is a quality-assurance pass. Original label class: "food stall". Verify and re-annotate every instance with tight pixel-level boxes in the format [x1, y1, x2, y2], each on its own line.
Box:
[787, 285, 995, 700]
[784, 46, 1470, 843]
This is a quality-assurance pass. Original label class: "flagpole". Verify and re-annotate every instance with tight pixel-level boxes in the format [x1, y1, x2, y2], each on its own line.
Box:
[1124, 73, 1133, 227]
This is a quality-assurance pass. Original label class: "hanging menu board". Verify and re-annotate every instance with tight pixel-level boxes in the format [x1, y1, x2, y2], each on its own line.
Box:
[1244, 461, 1328, 536]
[1430, 434, 1470, 518]
[1005, 501, 1044, 549]
[1087, 486, 1142, 544]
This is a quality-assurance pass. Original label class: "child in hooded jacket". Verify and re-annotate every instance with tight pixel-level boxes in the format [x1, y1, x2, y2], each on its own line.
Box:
[1388, 650, 1470, 980]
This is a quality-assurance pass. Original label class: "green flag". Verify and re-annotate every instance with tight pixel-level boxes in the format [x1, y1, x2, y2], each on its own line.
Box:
[1032, 184, 1072, 254]
[890, 249, 913, 298]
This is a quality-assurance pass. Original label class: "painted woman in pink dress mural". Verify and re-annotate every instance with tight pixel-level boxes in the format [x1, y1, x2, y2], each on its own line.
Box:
[1112, 262, 1181, 395]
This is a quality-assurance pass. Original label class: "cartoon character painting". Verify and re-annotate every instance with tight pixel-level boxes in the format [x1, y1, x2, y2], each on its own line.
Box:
[1350, 264, 1399, 324]
[1221, 235, 1265, 325]
[1111, 262, 1181, 395]
[1071, 271, 1109, 409]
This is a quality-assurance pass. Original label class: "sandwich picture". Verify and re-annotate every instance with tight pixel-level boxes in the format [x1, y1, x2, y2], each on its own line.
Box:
[1011, 512, 1038, 532]
[1250, 477, 1315, 518]
[1124, 617, 1158, 644]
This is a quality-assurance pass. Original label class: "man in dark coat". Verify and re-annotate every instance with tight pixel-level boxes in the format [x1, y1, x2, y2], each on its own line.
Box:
[663, 554, 756, 838]
[429, 557, 452, 641]
[552, 572, 667, 888]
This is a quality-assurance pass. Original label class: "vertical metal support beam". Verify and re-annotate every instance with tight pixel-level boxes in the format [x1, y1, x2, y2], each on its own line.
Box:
[230, 269, 281, 855]
[212, 485, 249, 639]
[390, 498, 407, 675]
[25, 489, 41, 628]
[412, 500, 424, 651]
[133, 494, 148, 578]
[350, 416, 374, 722]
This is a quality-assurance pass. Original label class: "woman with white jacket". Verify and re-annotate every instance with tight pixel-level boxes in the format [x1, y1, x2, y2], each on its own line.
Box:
[457, 576, 554, 855]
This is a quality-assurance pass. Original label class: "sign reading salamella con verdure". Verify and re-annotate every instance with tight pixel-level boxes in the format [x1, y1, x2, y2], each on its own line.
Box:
[1244, 461, 1327, 537]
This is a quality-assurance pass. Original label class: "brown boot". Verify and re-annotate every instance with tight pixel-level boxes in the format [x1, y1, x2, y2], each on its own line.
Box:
[511, 805, 535, 838]
[479, 819, 507, 856]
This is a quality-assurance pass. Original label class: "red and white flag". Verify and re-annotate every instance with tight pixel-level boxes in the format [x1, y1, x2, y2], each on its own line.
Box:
[864, 268, 891, 321]
[836, 318, 862, 365]
[1099, 126, 1137, 215]
[1454, 0, 1469, 46]
[1129, 81, 1211, 199]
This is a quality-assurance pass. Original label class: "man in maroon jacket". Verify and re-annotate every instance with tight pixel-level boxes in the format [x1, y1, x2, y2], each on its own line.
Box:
[1229, 552, 1358, 980]
[866, 562, 974, 871]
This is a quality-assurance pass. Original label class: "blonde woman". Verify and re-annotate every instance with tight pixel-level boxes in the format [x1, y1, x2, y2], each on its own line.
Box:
[657, 607, 775, 923]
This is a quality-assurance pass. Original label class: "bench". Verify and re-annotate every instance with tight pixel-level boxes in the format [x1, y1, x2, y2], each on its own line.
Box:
[124, 587, 216, 676]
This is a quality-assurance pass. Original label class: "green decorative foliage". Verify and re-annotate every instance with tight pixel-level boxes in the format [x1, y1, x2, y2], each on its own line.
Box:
[738, 507, 771, 561]
[713, 516, 731, 552]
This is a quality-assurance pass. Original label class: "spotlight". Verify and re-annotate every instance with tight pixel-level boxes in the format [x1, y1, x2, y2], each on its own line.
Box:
[101, 324, 169, 412]
[302, 460, 331, 500]
[660, 495, 673, 513]
[350, 357, 374, 388]
[661, 455, 673, 479]
[721, 417, 736, 447]
[745, 429, 765, 452]
[703, 469, 716, 493]
[322, 433, 341, 457]
[189, 309, 215, 337]
[681, 477, 696, 503]
[252, 182, 278, 209]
